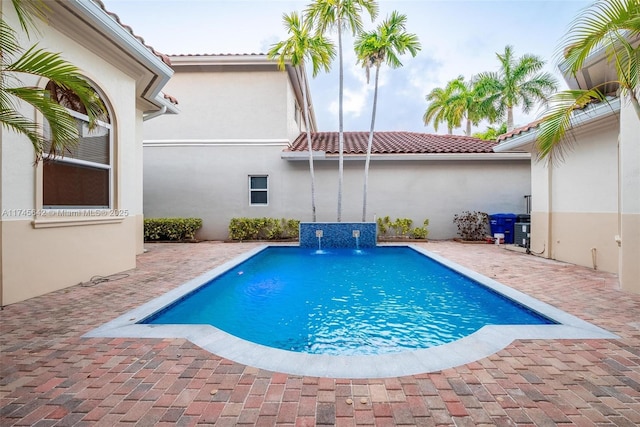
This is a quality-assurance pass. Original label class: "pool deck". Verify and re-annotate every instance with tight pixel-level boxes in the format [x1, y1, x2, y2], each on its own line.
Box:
[2, 241, 639, 426]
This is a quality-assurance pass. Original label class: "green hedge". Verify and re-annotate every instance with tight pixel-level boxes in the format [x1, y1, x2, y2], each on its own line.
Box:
[377, 216, 430, 239]
[229, 217, 300, 241]
[144, 218, 203, 241]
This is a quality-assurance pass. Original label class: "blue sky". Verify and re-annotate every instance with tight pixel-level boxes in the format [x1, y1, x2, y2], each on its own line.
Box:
[103, 0, 592, 134]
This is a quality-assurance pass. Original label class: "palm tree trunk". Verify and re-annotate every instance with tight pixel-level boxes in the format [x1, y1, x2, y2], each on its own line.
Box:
[336, 16, 344, 223]
[507, 107, 514, 131]
[466, 118, 471, 136]
[302, 69, 317, 222]
[362, 65, 380, 222]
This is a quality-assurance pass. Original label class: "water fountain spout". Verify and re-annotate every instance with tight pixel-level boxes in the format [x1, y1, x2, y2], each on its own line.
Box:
[353, 230, 360, 252]
[316, 230, 324, 253]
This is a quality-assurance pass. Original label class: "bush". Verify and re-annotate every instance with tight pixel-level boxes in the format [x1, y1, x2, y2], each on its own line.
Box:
[144, 218, 203, 241]
[453, 211, 488, 241]
[412, 220, 430, 239]
[228, 217, 300, 241]
[377, 216, 429, 239]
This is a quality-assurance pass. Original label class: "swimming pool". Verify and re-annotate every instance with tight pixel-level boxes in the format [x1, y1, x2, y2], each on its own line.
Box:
[142, 246, 553, 355]
[86, 245, 617, 378]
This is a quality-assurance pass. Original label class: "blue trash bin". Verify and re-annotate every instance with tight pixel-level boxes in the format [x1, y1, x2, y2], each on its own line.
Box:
[489, 213, 517, 244]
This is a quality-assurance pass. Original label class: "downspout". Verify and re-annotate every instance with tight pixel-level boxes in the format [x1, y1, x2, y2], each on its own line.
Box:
[143, 105, 167, 121]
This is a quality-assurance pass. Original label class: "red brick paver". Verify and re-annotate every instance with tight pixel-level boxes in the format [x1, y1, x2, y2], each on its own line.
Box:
[2, 241, 639, 426]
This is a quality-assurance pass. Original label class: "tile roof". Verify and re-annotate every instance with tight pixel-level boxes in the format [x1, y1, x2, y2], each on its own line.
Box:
[496, 120, 542, 142]
[496, 95, 620, 143]
[288, 131, 498, 154]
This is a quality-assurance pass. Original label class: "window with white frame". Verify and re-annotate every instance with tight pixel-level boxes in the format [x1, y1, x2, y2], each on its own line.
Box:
[249, 175, 268, 205]
[42, 81, 112, 209]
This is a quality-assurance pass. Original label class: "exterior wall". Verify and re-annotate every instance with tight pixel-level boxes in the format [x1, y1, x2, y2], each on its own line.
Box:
[144, 70, 295, 141]
[286, 78, 304, 142]
[529, 118, 620, 274]
[1, 6, 143, 305]
[619, 97, 640, 293]
[144, 142, 531, 241]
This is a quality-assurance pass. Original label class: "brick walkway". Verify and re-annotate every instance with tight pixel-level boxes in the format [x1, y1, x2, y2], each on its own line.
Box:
[1, 241, 639, 426]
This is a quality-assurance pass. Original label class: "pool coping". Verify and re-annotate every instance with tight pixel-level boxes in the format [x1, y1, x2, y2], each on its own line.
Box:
[84, 244, 619, 379]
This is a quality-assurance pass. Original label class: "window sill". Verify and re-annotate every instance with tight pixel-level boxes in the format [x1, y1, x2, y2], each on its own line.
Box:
[32, 216, 126, 229]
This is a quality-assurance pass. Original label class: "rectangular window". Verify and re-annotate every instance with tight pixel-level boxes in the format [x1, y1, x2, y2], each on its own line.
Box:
[43, 113, 112, 209]
[249, 175, 268, 205]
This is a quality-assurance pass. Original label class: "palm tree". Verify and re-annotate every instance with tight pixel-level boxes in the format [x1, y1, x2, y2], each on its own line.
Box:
[268, 12, 336, 223]
[447, 76, 500, 136]
[1, 0, 106, 162]
[473, 122, 508, 141]
[423, 77, 465, 134]
[354, 11, 420, 222]
[306, 0, 378, 222]
[536, 0, 640, 159]
[475, 45, 558, 131]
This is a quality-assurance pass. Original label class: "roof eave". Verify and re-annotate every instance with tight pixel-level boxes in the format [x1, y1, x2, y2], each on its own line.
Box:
[281, 152, 530, 161]
[494, 97, 622, 152]
[169, 54, 273, 67]
[51, 0, 174, 112]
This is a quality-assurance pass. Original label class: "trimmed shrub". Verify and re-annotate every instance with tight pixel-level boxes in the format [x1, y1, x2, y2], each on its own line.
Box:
[377, 216, 429, 239]
[228, 217, 300, 241]
[144, 218, 203, 241]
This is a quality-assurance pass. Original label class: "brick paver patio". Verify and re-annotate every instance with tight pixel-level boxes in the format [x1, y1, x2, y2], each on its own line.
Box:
[1, 241, 639, 426]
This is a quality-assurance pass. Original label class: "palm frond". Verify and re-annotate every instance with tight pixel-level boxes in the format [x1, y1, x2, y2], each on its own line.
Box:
[9, 0, 48, 37]
[536, 89, 610, 161]
[267, 10, 336, 78]
[559, 0, 640, 76]
[7, 86, 80, 159]
[0, 19, 22, 59]
[0, 107, 44, 157]
[7, 46, 106, 124]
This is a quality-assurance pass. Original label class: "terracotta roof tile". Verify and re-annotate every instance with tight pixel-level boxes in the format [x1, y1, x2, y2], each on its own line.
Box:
[496, 120, 542, 142]
[288, 132, 497, 154]
[163, 93, 178, 105]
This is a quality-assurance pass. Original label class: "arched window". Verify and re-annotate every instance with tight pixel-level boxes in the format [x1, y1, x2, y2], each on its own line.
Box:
[42, 81, 112, 209]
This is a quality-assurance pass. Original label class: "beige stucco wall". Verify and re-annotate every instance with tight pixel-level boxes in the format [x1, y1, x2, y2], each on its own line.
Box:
[144, 60, 530, 242]
[144, 69, 295, 141]
[1, 218, 139, 305]
[618, 97, 640, 293]
[529, 115, 620, 275]
[143, 143, 531, 241]
[1, 5, 145, 305]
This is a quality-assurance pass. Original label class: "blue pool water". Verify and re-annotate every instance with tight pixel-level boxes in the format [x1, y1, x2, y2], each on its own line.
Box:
[143, 246, 554, 355]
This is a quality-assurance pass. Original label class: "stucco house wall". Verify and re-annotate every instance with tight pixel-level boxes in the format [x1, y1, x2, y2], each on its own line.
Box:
[497, 92, 639, 294]
[618, 96, 640, 293]
[0, 1, 175, 305]
[143, 53, 530, 242]
[144, 55, 310, 143]
[144, 142, 531, 240]
[286, 157, 531, 240]
[528, 114, 620, 274]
